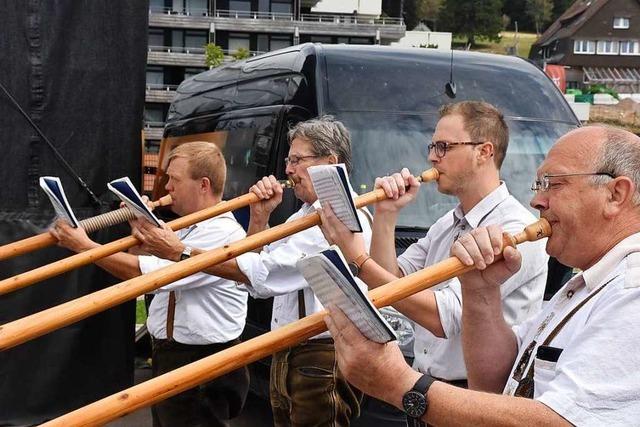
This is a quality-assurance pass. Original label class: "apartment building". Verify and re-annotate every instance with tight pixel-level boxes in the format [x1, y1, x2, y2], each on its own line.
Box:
[143, 0, 406, 153]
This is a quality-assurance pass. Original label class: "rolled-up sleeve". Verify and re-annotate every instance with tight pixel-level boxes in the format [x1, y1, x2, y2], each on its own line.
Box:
[237, 225, 328, 299]
[398, 233, 432, 276]
[433, 279, 463, 338]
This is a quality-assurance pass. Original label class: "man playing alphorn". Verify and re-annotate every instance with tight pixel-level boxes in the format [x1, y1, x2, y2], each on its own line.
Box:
[319, 101, 549, 387]
[50, 142, 249, 427]
[133, 117, 373, 427]
[325, 125, 640, 425]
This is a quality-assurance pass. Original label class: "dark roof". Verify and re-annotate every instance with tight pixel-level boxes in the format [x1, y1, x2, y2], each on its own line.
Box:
[534, 0, 610, 48]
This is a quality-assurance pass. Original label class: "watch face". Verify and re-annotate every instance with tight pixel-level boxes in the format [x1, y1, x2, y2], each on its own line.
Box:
[402, 390, 427, 418]
[348, 262, 359, 277]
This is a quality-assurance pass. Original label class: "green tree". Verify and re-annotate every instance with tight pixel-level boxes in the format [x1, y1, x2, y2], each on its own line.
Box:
[204, 43, 224, 69]
[232, 47, 251, 61]
[438, 0, 504, 46]
[417, 0, 444, 30]
[552, 0, 574, 21]
[526, 0, 554, 34]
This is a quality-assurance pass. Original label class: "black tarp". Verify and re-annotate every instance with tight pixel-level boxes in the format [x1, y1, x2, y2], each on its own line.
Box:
[0, 1, 148, 424]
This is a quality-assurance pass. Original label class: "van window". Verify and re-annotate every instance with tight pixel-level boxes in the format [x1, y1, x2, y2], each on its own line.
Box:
[339, 111, 576, 229]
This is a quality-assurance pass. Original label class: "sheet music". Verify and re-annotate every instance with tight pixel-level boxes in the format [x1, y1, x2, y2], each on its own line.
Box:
[107, 177, 161, 227]
[308, 164, 362, 232]
[298, 246, 396, 344]
[39, 176, 79, 228]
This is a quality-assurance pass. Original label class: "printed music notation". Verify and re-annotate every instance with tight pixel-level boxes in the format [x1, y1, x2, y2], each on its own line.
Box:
[108, 177, 162, 227]
[39, 176, 80, 228]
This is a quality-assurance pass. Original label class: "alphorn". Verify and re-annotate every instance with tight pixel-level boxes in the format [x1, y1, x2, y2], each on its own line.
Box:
[0, 170, 438, 350]
[0, 195, 173, 262]
[42, 219, 551, 427]
[0, 180, 292, 296]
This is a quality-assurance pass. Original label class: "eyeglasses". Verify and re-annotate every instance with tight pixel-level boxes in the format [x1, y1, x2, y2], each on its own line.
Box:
[284, 154, 319, 166]
[531, 172, 615, 192]
[427, 140, 486, 158]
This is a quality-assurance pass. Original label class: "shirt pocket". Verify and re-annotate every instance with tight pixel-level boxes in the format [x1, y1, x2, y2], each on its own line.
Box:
[533, 345, 563, 399]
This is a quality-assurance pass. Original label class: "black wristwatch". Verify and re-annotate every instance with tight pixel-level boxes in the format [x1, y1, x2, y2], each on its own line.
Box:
[402, 374, 435, 426]
[179, 246, 192, 261]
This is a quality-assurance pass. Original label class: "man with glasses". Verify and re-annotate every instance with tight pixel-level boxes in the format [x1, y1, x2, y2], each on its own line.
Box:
[133, 116, 373, 426]
[324, 124, 640, 425]
[318, 101, 548, 391]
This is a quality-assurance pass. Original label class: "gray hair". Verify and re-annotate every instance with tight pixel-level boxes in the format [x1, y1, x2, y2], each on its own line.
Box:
[287, 116, 353, 173]
[590, 125, 640, 205]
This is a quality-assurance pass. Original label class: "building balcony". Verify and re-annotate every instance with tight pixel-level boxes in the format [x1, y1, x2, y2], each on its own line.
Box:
[145, 84, 179, 103]
[148, 46, 206, 67]
[143, 122, 165, 140]
[149, 8, 405, 41]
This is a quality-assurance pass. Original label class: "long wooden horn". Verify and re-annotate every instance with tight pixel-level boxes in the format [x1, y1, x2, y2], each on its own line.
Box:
[0, 180, 292, 296]
[0, 170, 438, 349]
[41, 219, 550, 427]
[0, 195, 173, 262]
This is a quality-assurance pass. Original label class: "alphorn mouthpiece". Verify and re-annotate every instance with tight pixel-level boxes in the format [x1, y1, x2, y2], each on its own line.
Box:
[278, 179, 295, 188]
[417, 168, 439, 183]
[503, 218, 552, 248]
[152, 194, 173, 208]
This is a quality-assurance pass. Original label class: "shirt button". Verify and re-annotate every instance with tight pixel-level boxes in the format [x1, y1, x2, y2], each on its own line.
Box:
[461, 225, 466, 230]
[274, 318, 278, 323]
[567, 290, 574, 299]
[423, 348, 428, 354]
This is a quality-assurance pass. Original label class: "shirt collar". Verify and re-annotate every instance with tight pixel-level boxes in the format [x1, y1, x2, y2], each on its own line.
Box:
[452, 182, 510, 228]
[581, 232, 640, 291]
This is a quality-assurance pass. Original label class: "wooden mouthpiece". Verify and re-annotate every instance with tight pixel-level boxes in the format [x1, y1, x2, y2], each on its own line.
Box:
[502, 218, 551, 248]
[152, 194, 173, 208]
[417, 168, 439, 183]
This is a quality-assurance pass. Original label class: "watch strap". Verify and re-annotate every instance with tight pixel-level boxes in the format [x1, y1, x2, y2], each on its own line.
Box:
[179, 246, 192, 261]
[405, 374, 436, 425]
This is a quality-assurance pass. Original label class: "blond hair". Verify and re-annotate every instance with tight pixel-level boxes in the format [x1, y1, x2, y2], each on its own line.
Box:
[168, 141, 226, 196]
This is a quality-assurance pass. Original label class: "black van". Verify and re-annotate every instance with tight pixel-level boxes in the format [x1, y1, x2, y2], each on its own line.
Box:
[153, 43, 580, 425]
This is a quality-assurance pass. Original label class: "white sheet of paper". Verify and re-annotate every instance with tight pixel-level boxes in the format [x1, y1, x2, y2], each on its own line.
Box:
[39, 176, 79, 228]
[307, 164, 362, 232]
[298, 246, 396, 343]
[107, 177, 161, 227]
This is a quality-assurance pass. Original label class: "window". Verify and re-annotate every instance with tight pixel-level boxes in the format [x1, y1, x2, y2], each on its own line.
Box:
[148, 29, 164, 48]
[620, 40, 640, 55]
[270, 35, 291, 51]
[185, 30, 207, 49]
[146, 66, 164, 86]
[573, 39, 595, 54]
[271, 0, 292, 14]
[229, 0, 251, 12]
[229, 32, 251, 52]
[596, 40, 619, 55]
[613, 17, 630, 29]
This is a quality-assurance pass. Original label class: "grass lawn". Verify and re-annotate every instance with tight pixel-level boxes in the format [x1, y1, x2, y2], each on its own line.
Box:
[453, 31, 540, 58]
[136, 299, 147, 324]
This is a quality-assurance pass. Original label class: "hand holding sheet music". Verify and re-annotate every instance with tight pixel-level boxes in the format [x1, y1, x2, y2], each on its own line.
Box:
[308, 164, 362, 232]
[107, 177, 161, 227]
[39, 176, 80, 228]
[298, 246, 396, 344]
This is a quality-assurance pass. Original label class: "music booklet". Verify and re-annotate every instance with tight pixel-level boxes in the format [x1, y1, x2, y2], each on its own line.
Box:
[298, 246, 396, 344]
[107, 177, 162, 227]
[307, 163, 363, 232]
[39, 176, 79, 228]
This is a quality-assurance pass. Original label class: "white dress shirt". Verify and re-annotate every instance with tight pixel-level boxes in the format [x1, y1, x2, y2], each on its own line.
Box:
[236, 201, 373, 338]
[139, 211, 248, 345]
[397, 183, 548, 380]
[505, 232, 640, 426]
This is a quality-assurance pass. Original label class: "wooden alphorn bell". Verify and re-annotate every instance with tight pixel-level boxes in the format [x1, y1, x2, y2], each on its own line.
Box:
[0, 180, 293, 296]
[0, 170, 438, 350]
[0, 195, 173, 262]
[41, 219, 551, 427]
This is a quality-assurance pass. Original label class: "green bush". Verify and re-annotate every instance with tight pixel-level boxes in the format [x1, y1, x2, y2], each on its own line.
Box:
[205, 43, 224, 69]
[232, 47, 251, 61]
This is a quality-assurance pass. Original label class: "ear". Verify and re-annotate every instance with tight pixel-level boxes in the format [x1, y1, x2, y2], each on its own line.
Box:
[603, 177, 635, 218]
[200, 177, 212, 194]
[477, 142, 495, 165]
[328, 153, 339, 165]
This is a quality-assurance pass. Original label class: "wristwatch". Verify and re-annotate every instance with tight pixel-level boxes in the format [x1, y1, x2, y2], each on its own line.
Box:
[179, 246, 192, 261]
[347, 253, 371, 278]
[402, 374, 436, 426]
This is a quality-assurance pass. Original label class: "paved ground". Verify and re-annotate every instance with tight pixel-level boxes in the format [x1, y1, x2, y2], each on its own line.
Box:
[107, 368, 274, 427]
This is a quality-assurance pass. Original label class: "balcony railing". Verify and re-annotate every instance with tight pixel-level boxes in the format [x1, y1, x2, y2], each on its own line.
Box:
[148, 45, 205, 54]
[148, 45, 265, 57]
[145, 83, 179, 91]
[299, 13, 403, 26]
[148, 7, 403, 26]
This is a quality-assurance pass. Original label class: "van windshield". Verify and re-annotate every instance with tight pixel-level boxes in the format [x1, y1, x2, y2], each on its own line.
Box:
[341, 112, 577, 229]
